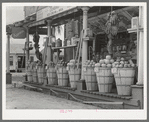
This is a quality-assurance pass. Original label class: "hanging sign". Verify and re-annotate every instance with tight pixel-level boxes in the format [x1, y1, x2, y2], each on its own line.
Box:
[36, 6, 77, 21]
[12, 27, 26, 39]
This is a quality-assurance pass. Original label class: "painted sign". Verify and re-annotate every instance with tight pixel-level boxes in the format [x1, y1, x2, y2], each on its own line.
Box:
[12, 27, 26, 39]
[36, 6, 77, 21]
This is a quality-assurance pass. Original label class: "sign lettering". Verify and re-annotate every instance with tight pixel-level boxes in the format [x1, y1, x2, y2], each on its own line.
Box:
[36, 6, 77, 21]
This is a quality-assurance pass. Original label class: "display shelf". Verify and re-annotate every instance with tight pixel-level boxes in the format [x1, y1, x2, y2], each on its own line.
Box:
[127, 27, 143, 33]
[51, 44, 77, 50]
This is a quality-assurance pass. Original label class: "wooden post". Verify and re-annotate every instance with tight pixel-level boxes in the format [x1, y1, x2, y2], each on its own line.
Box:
[25, 27, 30, 71]
[137, 6, 144, 85]
[81, 6, 90, 79]
[6, 34, 10, 73]
[46, 20, 52, 64]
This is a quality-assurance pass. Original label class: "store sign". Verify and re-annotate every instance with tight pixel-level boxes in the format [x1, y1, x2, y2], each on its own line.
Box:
[36, 6, 77, 21]
[12, 27, 26, 39]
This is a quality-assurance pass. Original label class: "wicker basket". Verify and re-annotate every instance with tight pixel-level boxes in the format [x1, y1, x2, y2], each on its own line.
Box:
[113, 68, 135, 95]
[96, 67, 114, 93]
[47, 66, 57, 85]
[57, 67, 69, 86]
[84, 66, 98, 90]
[68, 68, 81, 88]
[37, 65, 46, 84]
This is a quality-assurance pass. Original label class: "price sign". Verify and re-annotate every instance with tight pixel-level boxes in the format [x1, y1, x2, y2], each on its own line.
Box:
[111, 68, 118, 74]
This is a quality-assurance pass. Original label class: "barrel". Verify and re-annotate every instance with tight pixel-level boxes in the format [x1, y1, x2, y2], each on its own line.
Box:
[96, 67, 114, 93]
[32, 67, 38, 83]
[113, 68, 135, 95]
[68, 68, 81, 88]
[37, 66, 46, 84]
[84, 67, 98, 90]
[27, 69, 33, 82]
[57, 67, 69, 86]
[47, 66, 58, 85]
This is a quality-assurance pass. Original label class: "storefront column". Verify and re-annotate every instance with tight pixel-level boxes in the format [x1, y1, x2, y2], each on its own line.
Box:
[81, 6, 90, 79]
[6, 33, 12, 84]
[47, 20, 52, 64]
[137, 6, 144, 85]
[26, 27, 30, 70]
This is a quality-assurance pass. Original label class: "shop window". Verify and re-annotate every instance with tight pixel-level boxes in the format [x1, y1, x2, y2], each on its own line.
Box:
[10, 56, 13, 66]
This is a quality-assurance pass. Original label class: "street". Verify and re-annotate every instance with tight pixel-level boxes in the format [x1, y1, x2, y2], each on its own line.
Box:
[6, 73, 101, 109]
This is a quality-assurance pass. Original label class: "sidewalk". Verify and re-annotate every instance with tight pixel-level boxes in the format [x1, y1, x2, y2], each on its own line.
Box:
[6, 84, 100, 109]
[6, 73, 101, 109]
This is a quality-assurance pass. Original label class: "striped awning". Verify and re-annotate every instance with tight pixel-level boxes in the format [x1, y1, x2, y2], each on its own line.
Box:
[28, 20, 46, 28]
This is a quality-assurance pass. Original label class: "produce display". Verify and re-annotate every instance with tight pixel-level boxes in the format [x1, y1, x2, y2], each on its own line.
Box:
[112, 57, 136, 68]
[56, 60, 69, 87]
[94, 55, 114, 93]
[67, 59, 81, 88]
[95, 55, 114, 68]
[83, 60, 96, 68]
[83, 60, 98, 91]
[67, 59, 82, 69]
[47, 61, 57, 85]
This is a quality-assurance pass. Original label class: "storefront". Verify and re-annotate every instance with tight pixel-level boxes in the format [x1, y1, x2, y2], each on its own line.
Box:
[6, 5, 145, 109]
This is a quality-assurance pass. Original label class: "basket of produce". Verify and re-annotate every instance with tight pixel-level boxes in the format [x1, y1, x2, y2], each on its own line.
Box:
[94, 55, 114, 93]
[67, 59, 81, 88]
[83, 60, 98, 91]
[26, 61, 33, 82]
[56, 61, 69, 86]
[32, 61, 38, 83]
[37, 61, 46, 84]
[47, 61, 57, 85]
[111, 57, 136, 95]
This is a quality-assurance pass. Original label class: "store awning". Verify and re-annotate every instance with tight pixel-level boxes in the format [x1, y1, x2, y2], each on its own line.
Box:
[28, 20, 47, 28]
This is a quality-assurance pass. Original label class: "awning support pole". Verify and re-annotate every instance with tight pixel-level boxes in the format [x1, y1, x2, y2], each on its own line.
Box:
[6, 33, 10, 73]
[81, 6, 90, 79]
[25, 27, 30, 71]
[46, 20, 52, 64]
[137, 6, 144, 85]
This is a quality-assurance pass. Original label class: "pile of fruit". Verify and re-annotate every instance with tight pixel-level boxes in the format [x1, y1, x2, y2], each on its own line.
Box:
[112, 57, 136, 68]
[67, 59, 81, 69]
[83, 60, 96, 68]
[95, 55, 114, 68]
[48, 61, 55, 67]
[56, 60, 67, 67]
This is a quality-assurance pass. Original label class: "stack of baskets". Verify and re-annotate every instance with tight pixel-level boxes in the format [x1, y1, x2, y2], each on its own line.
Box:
[26, 61, 33, 82]
[37, 61, 46, 84]
[67, 59, 81, 88]
[32, 62, 38, 83]
[47, 62, 57, 85]
[83, 60, 98, 90]
[56, 61, 69, 86]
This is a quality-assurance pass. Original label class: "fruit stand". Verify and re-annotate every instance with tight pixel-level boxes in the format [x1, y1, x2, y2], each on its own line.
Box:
[8, 5, 145, 109]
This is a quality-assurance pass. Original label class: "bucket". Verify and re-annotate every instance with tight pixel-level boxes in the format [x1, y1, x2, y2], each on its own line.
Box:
[47, 66, 58, 85]
[96, 67, 114, 93]
[32, 67, 38, 83]
[113, 68, 135, 95]
[68, 68, 81, 88]
[27, 69, 33, 82]
[57, 67, 69, 86]
[84, 67, 98, 90]
[37, 65, 46, 84]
